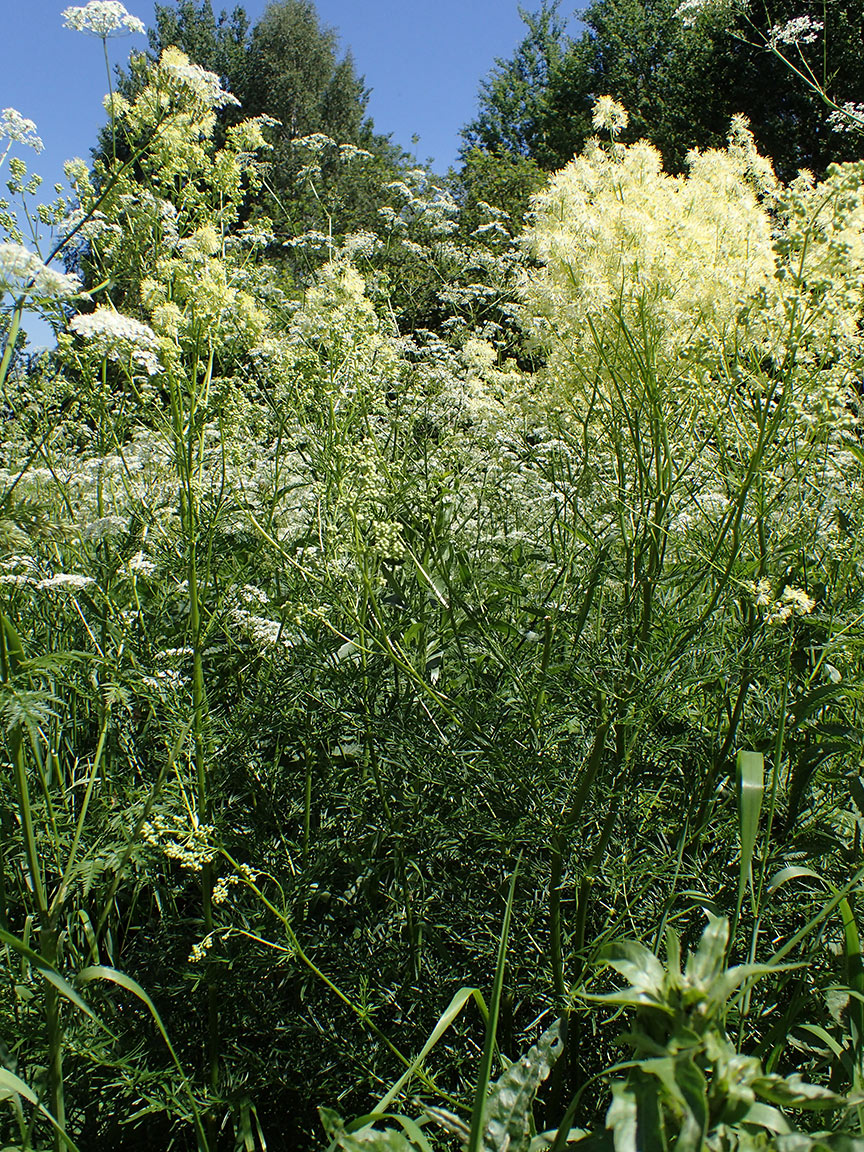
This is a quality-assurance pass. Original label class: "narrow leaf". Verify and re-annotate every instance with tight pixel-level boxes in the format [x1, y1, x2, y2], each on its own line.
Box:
[736, 750, 764, 912]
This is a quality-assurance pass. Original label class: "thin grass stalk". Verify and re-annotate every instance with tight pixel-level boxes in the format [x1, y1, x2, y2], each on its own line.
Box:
[466, 860, 520, 1152]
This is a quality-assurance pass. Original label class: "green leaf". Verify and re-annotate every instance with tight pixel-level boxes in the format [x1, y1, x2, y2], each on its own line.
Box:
[0, 1069, 81, 1151]
[775, 1135, 864, 1151]
[768, 866, 824, 893]
[742, 1101, 792, 1134]
[630, 1068, 666, 1152]
[77, 966, 208, 1150]
[684, 912, 729, 990]
[482, 1020, 564, 1152]
[605, 1081, 637, 1152]
[0, 613, 26, 677]
[0, 928, 105, 1030]
[736, 750, 764, 912]
[375, 985, 482, 1113]
[600, 940, 667, 999]
[671, 1056, 708, 1152]
[467, 857, 521, 1152]
[753, 1072, 846, 1111]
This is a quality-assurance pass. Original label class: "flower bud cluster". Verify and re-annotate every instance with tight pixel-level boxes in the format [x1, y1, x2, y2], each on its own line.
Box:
[142, 813, 218, 871]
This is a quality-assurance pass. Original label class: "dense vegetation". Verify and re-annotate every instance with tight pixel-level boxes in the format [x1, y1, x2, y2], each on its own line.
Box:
[2, 2, 864, 1150]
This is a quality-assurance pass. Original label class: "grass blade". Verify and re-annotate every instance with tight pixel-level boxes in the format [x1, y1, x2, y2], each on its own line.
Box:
[467, 856, 521, 1152]
[77, 965, 210, 1151]
[736, 750, 764, 916]
[375, 985, 482, 1113]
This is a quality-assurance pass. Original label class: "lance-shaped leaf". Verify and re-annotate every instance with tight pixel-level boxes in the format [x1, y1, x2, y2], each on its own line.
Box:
[482, 1019, 564, 1152]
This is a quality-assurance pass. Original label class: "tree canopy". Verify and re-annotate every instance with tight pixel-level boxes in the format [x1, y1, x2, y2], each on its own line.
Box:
[459, 0, 864, 182]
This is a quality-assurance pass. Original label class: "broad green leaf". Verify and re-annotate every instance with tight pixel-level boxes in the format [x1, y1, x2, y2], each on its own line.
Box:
[775, 1135, 864, 1151]
[672, 1056, 708, 1152]
[600, 940, 666, 998]
[684, 913, 729, 990]
[605, 1082, 637, 1152]
[630, 1068, 666, 1152]
[753, 1072, 846, 1110]
[742, 1101, 792, 1134]
[482, 1019, 564, 1152]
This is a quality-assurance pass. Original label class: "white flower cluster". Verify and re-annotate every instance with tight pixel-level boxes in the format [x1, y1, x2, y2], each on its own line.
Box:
[768, 16, 822, 46]
[62, 1, 145, 37]
[675, 0, 736, 26]
[36, 573, 96, 592]
[231, 608, 286, 648]
[129, 551, 157, 576]
[160, 47, 241, 109]
[69, 306, 161, 374]
[0, 243, 81, 299]
[827, 102, 864, 134]
[0, 108, 43, 152]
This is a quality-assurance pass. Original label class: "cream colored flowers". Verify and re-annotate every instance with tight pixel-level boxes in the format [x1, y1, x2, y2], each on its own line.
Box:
[591, 96, 628, 136]
[523, 120, 776, 361]
[69, 306, 161, 374]
[0, 108, 43, 153]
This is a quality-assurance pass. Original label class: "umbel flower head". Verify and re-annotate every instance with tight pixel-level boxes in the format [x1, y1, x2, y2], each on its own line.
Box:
[0, 108, 43, 153]
[0, 243, 81, 299]
[69, 306, 161, 374]
[62, 1, 145, 37]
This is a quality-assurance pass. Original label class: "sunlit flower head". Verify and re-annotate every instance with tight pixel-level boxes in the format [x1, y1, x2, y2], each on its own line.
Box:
[69, 306, 161, 374]
[159, 47, 241, 109]
[675, 0, 737, 26]
[62, 1, 145, 36]
[768, 15, 822, 47]
[0, 108, 43, 153]
[591, 96, 629, 136]
[827, 101, 864, 134]
[0, 242, 81, 298]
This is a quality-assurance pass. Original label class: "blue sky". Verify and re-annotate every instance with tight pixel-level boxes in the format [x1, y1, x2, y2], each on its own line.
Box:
[4, 0, 580, 194]
[3, 0, 579, 346]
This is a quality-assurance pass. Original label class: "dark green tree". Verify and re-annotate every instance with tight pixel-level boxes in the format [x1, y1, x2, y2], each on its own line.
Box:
[460, 1, 568, 163]
[235, 0, 404, 236]
[149, 0, 250, 90]
[460, 0, 864, 185]
[456, 2, 566, 224]
[101, 0, 406, 242]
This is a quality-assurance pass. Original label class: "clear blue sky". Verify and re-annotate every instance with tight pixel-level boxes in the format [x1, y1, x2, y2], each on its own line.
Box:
[2, 0, 579, 347]
[3, 0, 581, 188]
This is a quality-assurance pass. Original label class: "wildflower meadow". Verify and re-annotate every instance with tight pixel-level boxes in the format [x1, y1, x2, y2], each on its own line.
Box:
[2, 1, 864, 1149]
